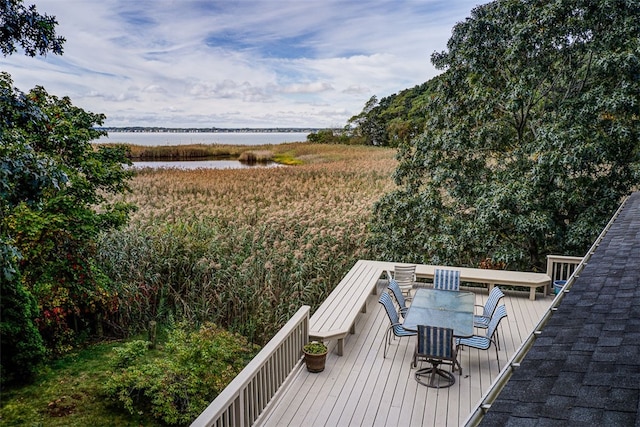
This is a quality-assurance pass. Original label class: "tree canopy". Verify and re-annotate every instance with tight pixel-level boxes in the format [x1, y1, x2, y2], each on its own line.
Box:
[347, 80, 439, 147]
[368, 0, 640, 271]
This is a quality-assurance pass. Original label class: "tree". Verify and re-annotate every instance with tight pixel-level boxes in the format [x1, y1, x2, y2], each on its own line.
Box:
[0, 0, 65, 56]
[347, 80, 439, 147]
[3, 79, 135, 354]
[306, 128, 350, 144]
[368, 0, 640, 271]
[1, 0, 67, 384]
[347, 95, 385, 145]
[1, 1, 133, 384]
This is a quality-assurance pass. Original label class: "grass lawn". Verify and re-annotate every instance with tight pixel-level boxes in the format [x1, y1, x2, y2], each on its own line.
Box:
[0, 341, 158, 426]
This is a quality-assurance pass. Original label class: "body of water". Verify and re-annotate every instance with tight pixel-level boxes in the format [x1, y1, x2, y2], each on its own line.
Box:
[131, 160, 282, 170]
[98, 131, 309, 146]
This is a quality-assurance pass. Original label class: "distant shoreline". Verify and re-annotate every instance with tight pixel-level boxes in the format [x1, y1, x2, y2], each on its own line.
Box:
[97, 127, 331, 134]
[96, 130, 310, 147]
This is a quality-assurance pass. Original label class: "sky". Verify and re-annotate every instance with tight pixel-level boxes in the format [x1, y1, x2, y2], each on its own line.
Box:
[2, 0, 483, 128]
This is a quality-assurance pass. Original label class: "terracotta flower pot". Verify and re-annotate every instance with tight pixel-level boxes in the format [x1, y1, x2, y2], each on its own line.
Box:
[303, 343, 328, 373]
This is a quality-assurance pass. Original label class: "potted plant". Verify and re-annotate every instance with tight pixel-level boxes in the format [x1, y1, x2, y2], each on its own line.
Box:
[303, 341, 328, 373]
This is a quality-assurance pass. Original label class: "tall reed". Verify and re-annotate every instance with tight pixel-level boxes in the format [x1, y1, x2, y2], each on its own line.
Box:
[97, 144, 396, 344]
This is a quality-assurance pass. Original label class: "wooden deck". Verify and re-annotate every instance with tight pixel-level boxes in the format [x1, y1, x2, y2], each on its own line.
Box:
[258, 281, 554, 427]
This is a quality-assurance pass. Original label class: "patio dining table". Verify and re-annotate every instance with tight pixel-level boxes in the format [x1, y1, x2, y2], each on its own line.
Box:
[402, 288, 475, 338]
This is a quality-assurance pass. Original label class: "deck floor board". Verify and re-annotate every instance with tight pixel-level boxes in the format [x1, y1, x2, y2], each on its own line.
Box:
[259, 282, 554, 427]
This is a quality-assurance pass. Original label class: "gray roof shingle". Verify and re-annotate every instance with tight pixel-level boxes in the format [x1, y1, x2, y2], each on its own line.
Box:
[479, 192, 640, 426]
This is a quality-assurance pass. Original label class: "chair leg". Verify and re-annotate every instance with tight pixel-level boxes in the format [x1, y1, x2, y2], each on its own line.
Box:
[383, 330, 389, 358]
[384, 327, 396, 358]
[454, 353, 462, 376]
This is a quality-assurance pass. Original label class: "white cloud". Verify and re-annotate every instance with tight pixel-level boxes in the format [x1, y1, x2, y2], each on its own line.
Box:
[282, 82, 334, 94]
[342, 85, 370, 95]
[0, 0, 484, 127]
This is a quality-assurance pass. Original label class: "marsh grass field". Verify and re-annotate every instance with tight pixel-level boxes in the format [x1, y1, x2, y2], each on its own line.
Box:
[98, 142, 397, 343]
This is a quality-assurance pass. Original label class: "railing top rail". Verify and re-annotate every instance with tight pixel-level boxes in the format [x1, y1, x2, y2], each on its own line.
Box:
[546, 254, 584, 262]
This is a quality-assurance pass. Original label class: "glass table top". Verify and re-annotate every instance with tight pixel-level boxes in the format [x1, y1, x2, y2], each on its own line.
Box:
[402, 288, 475, 337]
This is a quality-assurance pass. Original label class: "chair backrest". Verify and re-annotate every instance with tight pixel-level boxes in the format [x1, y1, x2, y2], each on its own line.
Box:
[416, 325, 454, 359]
[486, 305, 507, 339]
[393, 265, 416, 286]
[379, 292, 400, 325]
[387, 279, 407, 310]
[483, 287, 505, 317]
[433, 269, 460, 291]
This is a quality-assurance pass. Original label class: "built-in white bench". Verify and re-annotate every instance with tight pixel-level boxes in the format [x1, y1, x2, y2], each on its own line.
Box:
[373, 261, 551, 301]
[308, 260, 383, 356]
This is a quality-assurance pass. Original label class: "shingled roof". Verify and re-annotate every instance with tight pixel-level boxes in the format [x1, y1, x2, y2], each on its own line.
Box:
[479, 192, 640, 425]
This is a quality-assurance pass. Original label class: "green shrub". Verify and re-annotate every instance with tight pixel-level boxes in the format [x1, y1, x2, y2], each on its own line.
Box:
[104, 322, 259, 425]
[0, 272, 46, 385]
[111, 340, 150, 369]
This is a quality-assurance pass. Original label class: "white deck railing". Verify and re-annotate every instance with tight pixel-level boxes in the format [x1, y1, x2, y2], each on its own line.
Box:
[191, 306, 310, 427]
[546, 254, 583, 283]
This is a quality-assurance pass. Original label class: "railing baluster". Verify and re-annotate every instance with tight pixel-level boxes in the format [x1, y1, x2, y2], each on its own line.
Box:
[546, 254, 583, 284]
